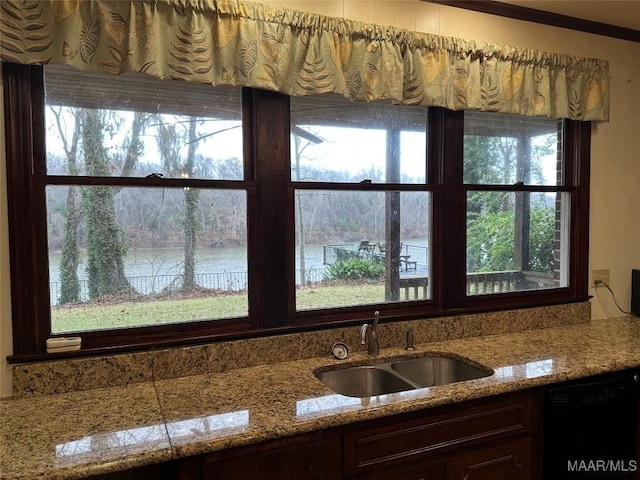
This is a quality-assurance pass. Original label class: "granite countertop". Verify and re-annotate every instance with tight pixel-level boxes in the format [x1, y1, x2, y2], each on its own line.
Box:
[2, 316, 640, 479]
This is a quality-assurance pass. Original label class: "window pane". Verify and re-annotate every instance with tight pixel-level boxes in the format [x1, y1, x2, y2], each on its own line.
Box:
[47, 186, 248, 333]
[295, 190, 431, 310]
[44, 66, 243, 180]
[464, 112, 562, 186]
[290, 95, 427, 183]
[466, 191, 569, 295]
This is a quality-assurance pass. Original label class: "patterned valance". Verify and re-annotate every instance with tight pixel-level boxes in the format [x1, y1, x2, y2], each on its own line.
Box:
[0, 0, 610, 121]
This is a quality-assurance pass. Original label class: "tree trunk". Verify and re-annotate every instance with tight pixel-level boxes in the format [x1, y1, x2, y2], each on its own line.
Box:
[182, 119, 199, 291]
[59, 185, 81, 303]
[293, 136, 307, 285]
[296, 193, 307, 285]
[120, 112, 147, 177]
[81, 109, 131, 300]
[55, 109, 82, 304]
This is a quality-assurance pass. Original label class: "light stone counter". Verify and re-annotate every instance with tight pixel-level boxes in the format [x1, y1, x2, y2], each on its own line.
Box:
[154, 316, 640, 458]
[0, 382, 172, 479]
[2, 312, 640, 479]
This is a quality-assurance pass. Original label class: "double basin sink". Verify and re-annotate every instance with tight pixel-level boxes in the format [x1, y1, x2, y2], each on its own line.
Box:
[314, 354, 493, 398]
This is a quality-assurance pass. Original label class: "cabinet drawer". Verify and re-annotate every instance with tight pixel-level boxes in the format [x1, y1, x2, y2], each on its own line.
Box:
[199, 433, 334, 480]
[344, 390, 536, 476]
[352, 460, 445, 480]
[446, 437, 532, 480]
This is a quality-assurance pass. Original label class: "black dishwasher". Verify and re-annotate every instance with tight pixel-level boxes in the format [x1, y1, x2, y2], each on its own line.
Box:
[544, 368, 640, 479]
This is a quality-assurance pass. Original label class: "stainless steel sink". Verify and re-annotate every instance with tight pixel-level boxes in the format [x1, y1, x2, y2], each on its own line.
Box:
[314, 366, 415, 397]
[389, 356, 490, 388]
[314, 355, 492, 398]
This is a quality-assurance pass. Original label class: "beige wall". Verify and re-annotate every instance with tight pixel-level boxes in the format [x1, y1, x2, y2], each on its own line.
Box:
[1, 62, 14, 398]
[1, 1, 639, 397]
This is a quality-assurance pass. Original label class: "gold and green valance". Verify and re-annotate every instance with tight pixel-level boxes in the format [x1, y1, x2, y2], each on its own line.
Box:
[0, 0, 610, 121]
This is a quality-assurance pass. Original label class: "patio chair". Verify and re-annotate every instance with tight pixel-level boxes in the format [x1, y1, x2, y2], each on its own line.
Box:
[357, 241, 373, 255]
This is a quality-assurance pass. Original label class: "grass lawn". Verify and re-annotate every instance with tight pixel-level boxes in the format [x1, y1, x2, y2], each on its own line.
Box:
[52, 283, 386, 333]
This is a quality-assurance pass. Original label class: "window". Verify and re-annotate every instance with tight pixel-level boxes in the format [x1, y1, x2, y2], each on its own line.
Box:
[43, 69, 247, 333]
[3, 63, 590, 359]
[463, 112, 569, 295]
[290, 96, 431, 312]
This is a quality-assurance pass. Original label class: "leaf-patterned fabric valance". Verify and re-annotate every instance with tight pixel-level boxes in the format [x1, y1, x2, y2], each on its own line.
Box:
[0, 0, 610, 121]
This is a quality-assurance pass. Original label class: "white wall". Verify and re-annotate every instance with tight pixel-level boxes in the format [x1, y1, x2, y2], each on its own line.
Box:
[1, 1, 638, 397]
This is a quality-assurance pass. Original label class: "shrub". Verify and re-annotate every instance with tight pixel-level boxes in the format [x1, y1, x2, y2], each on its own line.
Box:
[324, 258, 385, 281]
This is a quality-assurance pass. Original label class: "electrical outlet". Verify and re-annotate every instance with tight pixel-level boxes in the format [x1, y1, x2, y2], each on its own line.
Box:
[592, 269, 610, 287]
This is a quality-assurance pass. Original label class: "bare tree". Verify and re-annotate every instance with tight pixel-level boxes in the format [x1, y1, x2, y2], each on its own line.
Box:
[51, 106, 82, 304]
[156, 116, 200, 292]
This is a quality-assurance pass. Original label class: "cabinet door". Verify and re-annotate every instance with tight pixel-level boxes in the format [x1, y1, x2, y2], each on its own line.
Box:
[446, 438, 532, 480]
[343, 389, 536, 477]
[202, 439, 328, 480]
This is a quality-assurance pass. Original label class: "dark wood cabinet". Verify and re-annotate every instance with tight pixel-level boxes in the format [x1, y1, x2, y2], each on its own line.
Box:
[354, 461, 446, 480]
[342, 389, 536, 477]
[201, 436, 335, 480]
[173, 431, 341, 480]
[445, 437, 532, 480]
[172, 389, 542, 480]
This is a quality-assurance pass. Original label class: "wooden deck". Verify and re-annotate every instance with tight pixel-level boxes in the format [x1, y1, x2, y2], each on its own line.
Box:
[322, 244, 557, 300]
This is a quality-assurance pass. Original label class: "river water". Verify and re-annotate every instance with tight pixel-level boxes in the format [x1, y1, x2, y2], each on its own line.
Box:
[48, 240, 428, 304]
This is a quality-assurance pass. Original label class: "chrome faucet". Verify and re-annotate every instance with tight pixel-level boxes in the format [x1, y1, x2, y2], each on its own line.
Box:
[360, 311, 380, 356]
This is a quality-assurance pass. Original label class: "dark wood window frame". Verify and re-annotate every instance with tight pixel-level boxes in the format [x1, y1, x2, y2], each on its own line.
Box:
[3, 63, 591, 362]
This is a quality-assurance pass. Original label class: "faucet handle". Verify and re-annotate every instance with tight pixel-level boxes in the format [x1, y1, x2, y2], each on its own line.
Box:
[405, 325, 415, 350]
